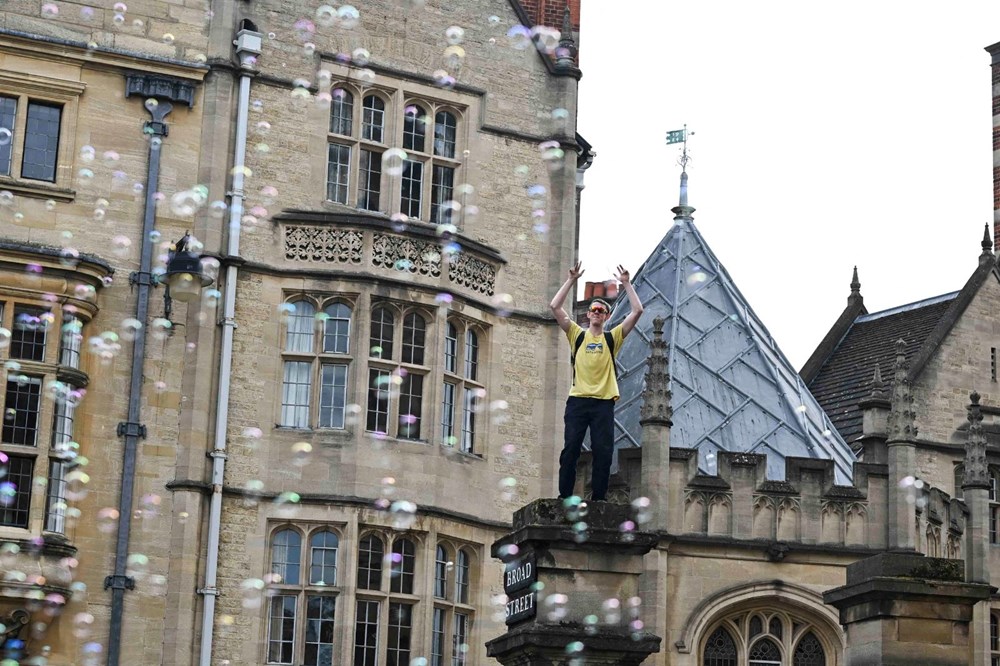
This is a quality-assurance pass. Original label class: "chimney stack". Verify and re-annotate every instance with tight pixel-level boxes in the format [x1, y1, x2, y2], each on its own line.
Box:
[987, 41, 1000, 250]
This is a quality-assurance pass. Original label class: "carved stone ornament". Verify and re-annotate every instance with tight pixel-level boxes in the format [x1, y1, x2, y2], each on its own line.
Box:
[448, 253, 496, 296]
[124, 72, 196, 107]
[372, 234, 442, 277]
[640, 316, 672, 425]
[963, 391, 990, 490]
[285, 226, 363, 264]
[887, 339, 918, 443]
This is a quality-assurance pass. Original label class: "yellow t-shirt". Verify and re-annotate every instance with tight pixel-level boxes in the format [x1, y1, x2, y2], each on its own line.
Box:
[567, 321, 624, 400]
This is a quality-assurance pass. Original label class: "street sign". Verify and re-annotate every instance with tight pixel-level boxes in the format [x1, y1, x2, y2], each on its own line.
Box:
[503, 553, 536, 595]
[505, 589, 536, 625]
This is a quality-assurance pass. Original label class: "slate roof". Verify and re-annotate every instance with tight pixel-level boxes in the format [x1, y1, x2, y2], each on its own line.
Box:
[805, 293, 958, 445]
[605, 199, 856, 483]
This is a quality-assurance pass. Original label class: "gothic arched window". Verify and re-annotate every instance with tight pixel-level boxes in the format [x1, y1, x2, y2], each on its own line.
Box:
[703, 626, 737, 666]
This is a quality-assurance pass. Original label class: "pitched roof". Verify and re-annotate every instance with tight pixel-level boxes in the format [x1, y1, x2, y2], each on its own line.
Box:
[606, 203, 856, 483]
[804, 234, 1000, 444]
[805, 293, 958, 444]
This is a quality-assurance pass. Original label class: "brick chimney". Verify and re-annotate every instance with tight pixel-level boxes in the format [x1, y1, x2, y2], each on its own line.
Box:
[518, 0, 580, 35]
[988, 41, 1000, 249]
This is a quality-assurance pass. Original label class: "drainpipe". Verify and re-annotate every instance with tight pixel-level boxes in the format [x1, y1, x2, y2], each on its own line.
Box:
[197, 24, 262, 666]
[105, 98, 173, 666]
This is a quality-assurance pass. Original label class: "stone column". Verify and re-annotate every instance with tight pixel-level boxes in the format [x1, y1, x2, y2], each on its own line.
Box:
[639, 316, 672, 529]
[962, 391, 992, 666]
[886, 339, 917, 551]
[824, 552, 992, 666]
[485, 499, 661, 665]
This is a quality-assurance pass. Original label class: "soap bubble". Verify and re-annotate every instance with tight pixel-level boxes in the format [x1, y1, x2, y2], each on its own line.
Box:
[316, 5, 336, 26]
[531, 25, 561, 53]
[162, 33, 175, 45]
[544, 593, 569, 621]
[337, 5, 360, 29]
[382, 148, 408, 177]
[352, 48, 370, 65]
[445, 26, 465, 45]
[389, 500, 417, 530]
[507, 25, 531, 50]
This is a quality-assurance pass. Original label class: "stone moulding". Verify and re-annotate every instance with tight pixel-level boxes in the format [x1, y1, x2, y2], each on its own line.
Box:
[283, 222, 500, 297]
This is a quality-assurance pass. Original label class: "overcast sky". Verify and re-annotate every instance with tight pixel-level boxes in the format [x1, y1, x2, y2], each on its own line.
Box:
[577, 1, 1000, 369]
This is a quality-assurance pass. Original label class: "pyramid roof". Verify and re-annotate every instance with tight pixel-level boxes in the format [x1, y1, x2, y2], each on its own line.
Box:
[607, 201, 856, 483]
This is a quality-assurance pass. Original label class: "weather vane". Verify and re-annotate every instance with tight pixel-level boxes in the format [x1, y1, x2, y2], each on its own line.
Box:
[666, 125, 694, 170]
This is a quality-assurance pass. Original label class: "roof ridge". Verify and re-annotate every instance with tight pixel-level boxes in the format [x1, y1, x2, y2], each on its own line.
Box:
[855, 291, 960, 323]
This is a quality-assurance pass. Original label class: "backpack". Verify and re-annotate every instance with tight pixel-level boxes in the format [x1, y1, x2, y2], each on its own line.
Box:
[571, 330, 618, 384]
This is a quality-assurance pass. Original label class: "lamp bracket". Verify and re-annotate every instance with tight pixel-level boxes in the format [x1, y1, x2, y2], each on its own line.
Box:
[129, 271, 158, 287]
[104, 574, 136, 591]
[117, 421, 147, 439]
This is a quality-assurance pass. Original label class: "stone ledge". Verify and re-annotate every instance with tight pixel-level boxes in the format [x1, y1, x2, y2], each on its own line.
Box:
[486, 622, 661, 666]
[491, 499, 658, 559]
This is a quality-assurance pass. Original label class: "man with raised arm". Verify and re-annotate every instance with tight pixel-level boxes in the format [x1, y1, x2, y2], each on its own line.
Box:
[549, 262, 644, 501]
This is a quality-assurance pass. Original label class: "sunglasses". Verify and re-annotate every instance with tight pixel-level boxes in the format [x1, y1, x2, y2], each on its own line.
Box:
[588, 306, 608, 315]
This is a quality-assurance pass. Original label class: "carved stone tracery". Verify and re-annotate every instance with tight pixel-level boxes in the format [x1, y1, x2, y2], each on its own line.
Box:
[284, 226, 363, 264]
[372, 233, 442, 277]
[448, 253, 496, 296]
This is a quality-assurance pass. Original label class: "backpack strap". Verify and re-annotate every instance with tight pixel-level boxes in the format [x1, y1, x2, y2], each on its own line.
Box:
[570, 331, 586, 384]
[605, 331, 618, 380]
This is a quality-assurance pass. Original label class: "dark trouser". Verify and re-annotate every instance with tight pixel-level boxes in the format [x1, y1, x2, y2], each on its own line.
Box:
[559, 396, 615, 501]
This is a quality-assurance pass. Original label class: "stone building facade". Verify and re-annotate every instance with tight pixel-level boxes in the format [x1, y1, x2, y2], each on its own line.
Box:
[1, 1, 1000, 665]
[0, 1, 584, 664]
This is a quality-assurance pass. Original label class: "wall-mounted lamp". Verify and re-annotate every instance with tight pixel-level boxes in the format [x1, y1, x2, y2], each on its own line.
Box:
[161, 233, 214, 323]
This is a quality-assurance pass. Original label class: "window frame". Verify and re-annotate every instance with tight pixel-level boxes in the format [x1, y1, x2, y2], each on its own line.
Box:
[0, 71, 84, 198]
[366, 304, 432, 441]
[354, 530, 425, 665]
[441, 319, 486, 453]
[265, 524, 345, 666]
[278, 296, 356, 431]
[0, 297, 90, 535]
[399, 99, 463, 224]
[699, 609, 834, 666]
[324, 83, 393, 213]
[432, 540, 477, 666]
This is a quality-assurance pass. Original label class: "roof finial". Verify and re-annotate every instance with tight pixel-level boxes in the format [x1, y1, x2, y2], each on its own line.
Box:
[981, 223, 994, 264]
[870, 364, 886, 400]
[554, 4, 577, 68]
[668, 125, 696, 219]
[848, 265, 863, 306]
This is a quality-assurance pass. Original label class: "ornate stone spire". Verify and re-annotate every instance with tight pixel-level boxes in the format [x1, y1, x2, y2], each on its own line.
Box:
[887, 339, 917, 443]
[849, 266, 863, 306]
[981, 224, 995, 265]
[554, 5, 577, 69]
[640, 317, 672, 425]
[870, 364, 886, 401]
[963, 391, 990, 489]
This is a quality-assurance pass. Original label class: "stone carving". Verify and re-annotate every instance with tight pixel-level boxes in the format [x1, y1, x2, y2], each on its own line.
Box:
[285, 226, 363, 264]
[962, 391, 989, 490]
[372, 234, 441, 277]
[640, 316, 672, 425]
[124, 73, 196, 107]
[752, 495, 775, 514]
[887, 339, 918, 442]
[869, 364, 886, 401]
[448, 253, 496, 296]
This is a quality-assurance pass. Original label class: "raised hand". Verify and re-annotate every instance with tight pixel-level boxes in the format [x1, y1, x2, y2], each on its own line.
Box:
[569, 261, 585, 281]
[614, 264, 630, 284]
